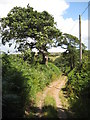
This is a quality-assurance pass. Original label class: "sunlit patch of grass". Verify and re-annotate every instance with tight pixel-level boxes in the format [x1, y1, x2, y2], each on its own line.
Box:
[44, 95, 56, 107]
[49, 55, 60, 62]
[42, 95, 58, 118]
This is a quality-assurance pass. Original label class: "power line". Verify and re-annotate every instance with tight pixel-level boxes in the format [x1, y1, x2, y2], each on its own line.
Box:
[69, 20, 78, 33]
[81, 2, 90, 16]
[69, 2, 90, 33]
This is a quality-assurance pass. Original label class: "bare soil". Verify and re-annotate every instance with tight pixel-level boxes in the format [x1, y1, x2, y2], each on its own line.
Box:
[36, 75, 68, 118]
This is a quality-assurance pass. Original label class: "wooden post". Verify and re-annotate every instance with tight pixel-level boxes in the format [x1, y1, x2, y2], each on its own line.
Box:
[79, 15, 82, 63]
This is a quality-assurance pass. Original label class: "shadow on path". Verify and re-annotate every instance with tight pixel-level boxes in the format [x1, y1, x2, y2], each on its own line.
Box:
[24, 105, 70, 119]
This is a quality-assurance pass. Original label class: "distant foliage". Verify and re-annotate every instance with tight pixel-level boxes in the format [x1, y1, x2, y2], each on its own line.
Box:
[54, 52, 72, 74]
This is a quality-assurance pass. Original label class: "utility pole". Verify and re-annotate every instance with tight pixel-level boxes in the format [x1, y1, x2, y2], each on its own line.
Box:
[79, 15, 82, 63]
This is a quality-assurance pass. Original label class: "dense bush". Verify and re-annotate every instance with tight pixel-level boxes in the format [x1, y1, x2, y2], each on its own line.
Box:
[66, 50, 90, 118]
[2, 53, 60, 118]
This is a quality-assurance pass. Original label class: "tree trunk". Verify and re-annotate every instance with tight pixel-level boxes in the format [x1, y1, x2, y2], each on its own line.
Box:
[39, 50, 48, 65]
[45, 55, 48, 65]
[42, 52, 48, 65]
[70, 57, 73, 70]
[42, 52, 46, 64]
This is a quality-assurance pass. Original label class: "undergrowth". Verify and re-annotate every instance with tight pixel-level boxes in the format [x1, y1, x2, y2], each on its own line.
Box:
[2, 53, 60, 118]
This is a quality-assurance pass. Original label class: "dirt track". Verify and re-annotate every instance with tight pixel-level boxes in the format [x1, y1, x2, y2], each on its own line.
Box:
[36, 75, 67, 118]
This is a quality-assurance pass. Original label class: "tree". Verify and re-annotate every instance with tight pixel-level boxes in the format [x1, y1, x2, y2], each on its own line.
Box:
[1, 5, 62, 64]
[57, 33, 86, 70]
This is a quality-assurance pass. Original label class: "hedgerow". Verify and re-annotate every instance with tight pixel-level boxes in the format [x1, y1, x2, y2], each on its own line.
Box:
[2, 53, 60, 118]
[66, 50, 90, 118]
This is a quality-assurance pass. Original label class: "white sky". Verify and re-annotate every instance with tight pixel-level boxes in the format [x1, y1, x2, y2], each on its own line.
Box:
[0, 0, 88, 53]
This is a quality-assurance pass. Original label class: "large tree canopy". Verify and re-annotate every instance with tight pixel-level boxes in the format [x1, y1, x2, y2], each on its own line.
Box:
[1, 5, 62, 63]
